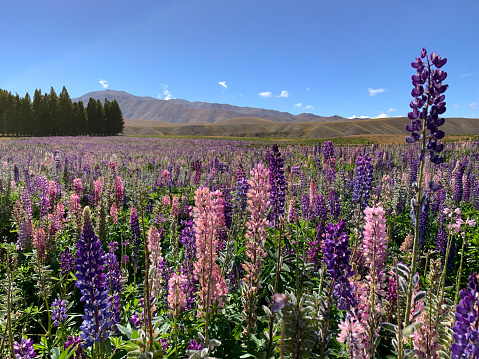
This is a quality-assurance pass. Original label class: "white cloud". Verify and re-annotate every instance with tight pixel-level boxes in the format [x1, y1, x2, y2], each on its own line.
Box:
[348, 115, 369, 119]
[219, 81, 227, 90]
[470, 102, 478, 110]
[258, 91, 273, 98]
[99, 80, 109, 89]
[306, 88, 310, 91]
[158, 84, 175, 100]
[461, 72, 478, 77]
[294, 103, 314, 110]
[368, 88, 386, 96]
[453, 104, 459, 109]
[275, 90, 289, 98]
[387, 108, 397, 113]
[375, 113, 389, 118]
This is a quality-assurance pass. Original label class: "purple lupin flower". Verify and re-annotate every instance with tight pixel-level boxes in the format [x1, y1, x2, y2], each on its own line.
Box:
[406, 47, 447, 165]
[75, 206, 113, 348]
[450, 272, 479, 358]
[14, 337, 37, 359]
[104, 242, 122, 327]
[51, 298, 68, 327]
[301, 194, 310, 219]
[321, 220, 356, 311]
[60, 247, 75, 274]
[64, 335, 86, 359]
[352, 153, 374, 209]
[453, 167, 464, 203]
[409, 159, 420, 187]
[322, 140, 335, 164]
[329, 188, 341, 219]
[313, 194, 327, 222]
[267, 144, 286, 227]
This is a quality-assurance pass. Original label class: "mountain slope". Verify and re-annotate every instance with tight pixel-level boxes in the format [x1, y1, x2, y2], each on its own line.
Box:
[73, 90, 347, 124]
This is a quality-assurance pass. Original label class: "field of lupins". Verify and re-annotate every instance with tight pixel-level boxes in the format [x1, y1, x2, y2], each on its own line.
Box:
[1, 48, 479, 359]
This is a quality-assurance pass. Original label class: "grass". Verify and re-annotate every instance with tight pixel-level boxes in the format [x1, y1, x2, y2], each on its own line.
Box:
[124, 134, 373, 146]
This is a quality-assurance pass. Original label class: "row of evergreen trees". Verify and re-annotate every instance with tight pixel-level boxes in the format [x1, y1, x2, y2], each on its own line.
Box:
[0, 86, 124, 136]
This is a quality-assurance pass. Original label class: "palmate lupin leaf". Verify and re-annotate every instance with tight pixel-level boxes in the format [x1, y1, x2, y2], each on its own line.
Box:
[281, 292, 319, 359]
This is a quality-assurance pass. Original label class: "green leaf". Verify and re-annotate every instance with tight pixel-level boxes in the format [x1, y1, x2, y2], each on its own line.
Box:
[404, 349, 416, 359]
[55, 346, 76, 359]
[414, 291, 426, 303]
[402, 321, 423, 338]
[380, 322, 398, 334]
[117, 323, 134, 338]
[438, 350, 451, 359]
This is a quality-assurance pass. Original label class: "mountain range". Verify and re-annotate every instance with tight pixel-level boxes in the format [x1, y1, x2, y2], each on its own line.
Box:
[73, 90, 479, 141]
[73, 90, 348, 124]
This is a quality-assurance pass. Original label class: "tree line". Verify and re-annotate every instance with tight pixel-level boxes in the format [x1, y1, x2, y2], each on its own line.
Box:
[0, 86, 124, 136]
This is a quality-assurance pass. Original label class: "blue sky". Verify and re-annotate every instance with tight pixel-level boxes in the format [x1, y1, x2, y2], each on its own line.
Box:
[1, 0, 478, 119]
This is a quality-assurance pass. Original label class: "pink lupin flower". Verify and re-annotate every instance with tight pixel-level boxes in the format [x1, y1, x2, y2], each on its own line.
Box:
[94, 177, 104, 205]
[148, 225, 164, 300]
[73, 178, 82, 196]
[167, 272, 188, 312]
[193, 187, 228, 316]
[242, 162, 270, 335]
[163, 195, 171, 207]
[338, 205, 389, 358]
[110, 203, 118, 225]
[171, 195, 179, 217]
[56, 202, 65, 223]
[362, 205, 388, 276]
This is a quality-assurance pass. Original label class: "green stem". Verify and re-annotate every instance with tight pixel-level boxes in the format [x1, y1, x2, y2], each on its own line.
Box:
[454, 235, 467, 307]
[139, 192, 154, 351]
[6, 246, 15, 359]
[435, 220, 455, 328]
[319, 278, 335, 358]
[404, 56, 431, 328]
[266, 221, 283, 359]
[395, 260, 403, 359]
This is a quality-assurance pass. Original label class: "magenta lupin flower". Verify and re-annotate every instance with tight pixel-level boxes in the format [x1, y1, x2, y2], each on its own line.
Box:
[193, 187, 228, 316]
[48, 180, 57, 212]
[171, 194, 179, 217]
[33, 228, 46, 263]
[114, 176, 123, 208]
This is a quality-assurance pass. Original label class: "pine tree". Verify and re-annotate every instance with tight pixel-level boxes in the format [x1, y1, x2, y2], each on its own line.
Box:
[110, 100, 124, 135]
[96, 99, 106, 135]
[59, 86, 73, 136]
[21, 93, 33, 136]
[48, 87, 60, 135]
[74, 101, 88, 135]
[32, 89, 43, 136]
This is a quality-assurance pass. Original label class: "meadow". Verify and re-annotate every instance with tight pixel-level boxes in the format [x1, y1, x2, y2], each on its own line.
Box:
[0, 133, 478, 359]
[2, 48, 479, 359]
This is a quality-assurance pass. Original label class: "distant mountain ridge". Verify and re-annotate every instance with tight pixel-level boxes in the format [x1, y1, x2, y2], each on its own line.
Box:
[73, 90, 348, 124]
